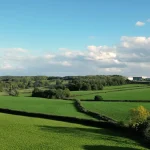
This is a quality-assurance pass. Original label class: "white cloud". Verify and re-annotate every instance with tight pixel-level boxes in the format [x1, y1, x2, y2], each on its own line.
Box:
[48, 61, 72, 67]
[135, 21, 145, 26]
[44, 54, 55, 59]
[105, 68, 122, 73]
[1, 36, 150, 76]
[61, 61, 72, 66]
[120, 36, 150, 49]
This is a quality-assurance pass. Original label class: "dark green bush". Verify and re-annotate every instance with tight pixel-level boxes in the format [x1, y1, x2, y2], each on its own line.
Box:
[32, 88, 70, 99]
[0, 84, 3, 92]
[94, 95, 103, 101]
[144, 123, 150, 142]
[118, 121, 125, 126]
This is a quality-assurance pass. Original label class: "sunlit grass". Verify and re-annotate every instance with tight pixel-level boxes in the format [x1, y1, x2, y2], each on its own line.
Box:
[0, 113, 148, 150]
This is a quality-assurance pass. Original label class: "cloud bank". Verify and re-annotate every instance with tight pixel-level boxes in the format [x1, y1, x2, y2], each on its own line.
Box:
[0, 36, 150, 76]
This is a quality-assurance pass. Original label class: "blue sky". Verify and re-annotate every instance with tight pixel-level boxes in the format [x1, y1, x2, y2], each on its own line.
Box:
[0, 0, 150, 76]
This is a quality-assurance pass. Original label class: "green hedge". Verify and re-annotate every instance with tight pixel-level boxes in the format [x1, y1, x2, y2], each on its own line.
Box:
[74, 100, 118, 124]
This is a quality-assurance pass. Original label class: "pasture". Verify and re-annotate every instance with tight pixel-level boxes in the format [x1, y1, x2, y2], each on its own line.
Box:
[0, 113, 148, 150]
[82, 102, 150, 123]
[0, 83, 150, 149]
[0, 96, 91, 120]
[70, 84, 148, 96]
[71, 85, 150, 100]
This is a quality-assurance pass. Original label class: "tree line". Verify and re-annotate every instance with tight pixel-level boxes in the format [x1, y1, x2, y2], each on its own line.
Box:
[67, 75, 126, 91]
[0, 75, 128, 92]
[32, 87, 70, 99]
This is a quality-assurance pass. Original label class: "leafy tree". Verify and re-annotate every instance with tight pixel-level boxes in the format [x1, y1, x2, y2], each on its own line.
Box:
[91, 84, 98, 90]
[55, 84, 65, 90]
[63, 88, 70, 97]
[56, 79, 62, 85]
[97, 84, 103, 90]
[0, 83, 3, 92]
[55, 89, 64, 99]
[18, 82, 25, 89]
[27, 81, 34, 88]
[129, 106, 150, 131]
[13, 89, 19, 96]
[7, 88, 19, 96]
[81, 83, 91, 91]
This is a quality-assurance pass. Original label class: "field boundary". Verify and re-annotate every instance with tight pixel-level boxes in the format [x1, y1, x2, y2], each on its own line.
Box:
[0, 108, 128, 131]
[74, 100, 118, 124]
[81, 100, 150, 102]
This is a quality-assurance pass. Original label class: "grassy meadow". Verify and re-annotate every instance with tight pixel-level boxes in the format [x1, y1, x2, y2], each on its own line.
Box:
[0, 96, 91, 120]
[0, 113, 148, 150]
[82, 102, 150, 123]
[0, 83, 150, 149]
[71, 84, 150, 100]
[1, 84, 150, 122]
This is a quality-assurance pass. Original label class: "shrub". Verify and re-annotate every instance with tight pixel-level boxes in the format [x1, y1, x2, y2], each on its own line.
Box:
[118, 121, 125, 126]
[0, 84, 3, 92]
[94, 95, 103, 101]
[144, 124, 150, 142]
[9, 89, 19, 96]
[129, 106, 150, 132]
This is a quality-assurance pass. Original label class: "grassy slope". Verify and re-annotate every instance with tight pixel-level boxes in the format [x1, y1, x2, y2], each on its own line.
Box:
[0, 113, 148, 150]
[82, 102, 150, 123]
[70, 84, 148, 96]
[73, 88, 150, 100]
[0, 96, 91, 119]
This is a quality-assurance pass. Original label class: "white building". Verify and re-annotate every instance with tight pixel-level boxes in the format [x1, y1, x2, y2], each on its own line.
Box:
[128, 76, 148, 81]
[128, 77, 133, 81]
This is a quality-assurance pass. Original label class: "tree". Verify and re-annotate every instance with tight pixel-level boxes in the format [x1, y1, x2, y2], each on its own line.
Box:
[7, 89, 19, 96]
[13, 89, 19, 96]
[63, 88, 70, 97]
[56, 79, 61, 85]
[0, 83, 3, 92]
[33, 87, 41, 93]
[98, 84, 103, 90]
[81, 83, 91, 91]
[91, 84, 98, 90]
[129, 106, 150, 131]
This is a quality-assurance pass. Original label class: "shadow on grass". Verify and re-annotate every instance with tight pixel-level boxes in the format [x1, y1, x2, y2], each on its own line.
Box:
[83, 145, 140, 150]
[38, 125, 147, 148]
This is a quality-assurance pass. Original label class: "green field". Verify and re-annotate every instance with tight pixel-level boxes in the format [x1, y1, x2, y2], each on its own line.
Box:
[82, 102, 150, 123]
[0, 96, 91, 119]
[0, 113, 148, 150]
[70, 84, 149, 96]
[72, 86, 150, 100]
[0, 84, 150, 149]
[104, 84, 149, 90]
